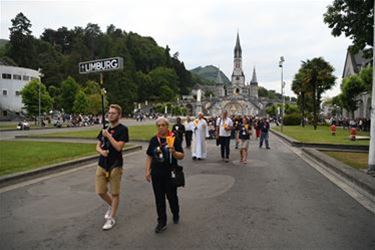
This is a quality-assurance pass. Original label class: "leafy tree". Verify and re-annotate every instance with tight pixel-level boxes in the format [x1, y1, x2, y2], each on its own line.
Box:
[358, 66, 373, 92]
[6, 12, 36, 67]
[60, 76, 80, 113]
[323, 0, 374, 58]
[258, 86, 268, 97]
[73, 90, 89, 114]
[21, 79, 53, 117]
[340, 75, 366, 118]
[292, 70, 307, 126]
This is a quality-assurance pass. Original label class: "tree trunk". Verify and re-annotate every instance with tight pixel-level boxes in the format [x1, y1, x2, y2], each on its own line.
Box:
[313, 82, 317, 130]
[301, 92, 305, 127]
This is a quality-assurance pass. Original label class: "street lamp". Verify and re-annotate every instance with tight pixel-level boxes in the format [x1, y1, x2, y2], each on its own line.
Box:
[279, 56, 285, 132]
[38, 68, 44, 127]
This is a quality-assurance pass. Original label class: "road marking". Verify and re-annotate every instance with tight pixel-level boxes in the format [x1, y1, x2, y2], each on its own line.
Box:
[274, 135, 375, 214]
[0, 151, 142, 194]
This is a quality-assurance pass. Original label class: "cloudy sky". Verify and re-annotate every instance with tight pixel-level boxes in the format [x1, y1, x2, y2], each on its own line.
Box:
[1, 0, 352, 97]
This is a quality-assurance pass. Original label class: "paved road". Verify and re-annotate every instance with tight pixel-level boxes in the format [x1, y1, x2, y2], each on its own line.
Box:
[0, 118, 154, 140]
[1, 134, 374, 249]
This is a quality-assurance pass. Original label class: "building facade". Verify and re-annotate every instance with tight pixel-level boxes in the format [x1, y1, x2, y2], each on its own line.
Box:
[187, 32, 262, 116]
[342, 48, 372, 119]
[0, 63, 40, 120]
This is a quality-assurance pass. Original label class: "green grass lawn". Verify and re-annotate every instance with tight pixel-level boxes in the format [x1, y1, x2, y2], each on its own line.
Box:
[322, 151, 369, 170]
[272, 125, 370, 145]
[0, 141, 97, 176]
[36, 124, 158, 141]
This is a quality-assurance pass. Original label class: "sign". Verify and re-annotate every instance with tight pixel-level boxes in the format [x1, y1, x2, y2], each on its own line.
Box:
[79, 57, 123, 74]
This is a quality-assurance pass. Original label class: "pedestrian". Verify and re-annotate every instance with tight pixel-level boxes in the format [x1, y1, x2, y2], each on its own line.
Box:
[237, 117, 252, 164]
[145, 117, 184, 233]
[255, 118, 261, 139]
[185, 117, 194, 148]
[172, 117, 185, 145]
[259, 118, 270, 149]
[192, 112, 209, 160]
[216, 110, 233, 162]
[95, 104, 129, 230]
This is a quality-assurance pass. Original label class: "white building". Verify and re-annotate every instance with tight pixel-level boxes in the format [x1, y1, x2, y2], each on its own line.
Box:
[0, 62, 40, 120]
[342, 48, 372, 119]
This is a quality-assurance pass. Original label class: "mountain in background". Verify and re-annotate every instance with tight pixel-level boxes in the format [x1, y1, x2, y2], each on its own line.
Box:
[0, 39, 9, 48]
[190, 65, 230, 85]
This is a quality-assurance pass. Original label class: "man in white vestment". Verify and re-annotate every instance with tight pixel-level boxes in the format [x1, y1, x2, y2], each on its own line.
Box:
[192, 112, 209, 160]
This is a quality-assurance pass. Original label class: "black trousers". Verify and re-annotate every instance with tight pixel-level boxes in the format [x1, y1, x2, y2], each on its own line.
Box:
[185, 131, 193, 148]
[220, 136, 231, 159]
[151, 174, 179, 225]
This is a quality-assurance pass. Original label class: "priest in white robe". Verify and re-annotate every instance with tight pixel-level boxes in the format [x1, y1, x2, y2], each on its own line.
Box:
[192, 112, 209, 160]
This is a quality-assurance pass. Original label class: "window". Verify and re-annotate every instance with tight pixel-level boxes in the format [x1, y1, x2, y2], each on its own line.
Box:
[2, 73, 11, 79]
[23, 75, 30, 81]
[13, 74, 22, 80]
[2, 111, 7, 117]
[15, 91, 21, 96]
[30, 77, 37, 80]
[3, 89, 8, 96]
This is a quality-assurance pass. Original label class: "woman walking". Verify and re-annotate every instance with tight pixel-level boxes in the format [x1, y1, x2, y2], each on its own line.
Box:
[237, 117, 252, 164]
[145, 117, 184, 233]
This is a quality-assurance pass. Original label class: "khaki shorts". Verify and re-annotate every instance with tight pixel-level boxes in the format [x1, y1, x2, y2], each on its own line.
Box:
[95, 166, 123, 195]
[239, 139, 249, 149]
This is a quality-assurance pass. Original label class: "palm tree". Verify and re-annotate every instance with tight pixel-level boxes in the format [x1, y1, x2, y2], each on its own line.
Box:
[299, 58, 336, 130]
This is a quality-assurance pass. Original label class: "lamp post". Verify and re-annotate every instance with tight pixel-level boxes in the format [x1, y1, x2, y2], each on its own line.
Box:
[38, 68, 44, 127]
[368, 11, 375, 175]
[279, 56, 285, 132]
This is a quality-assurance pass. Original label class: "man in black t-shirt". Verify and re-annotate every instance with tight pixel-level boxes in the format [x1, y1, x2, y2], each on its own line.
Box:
[95, 104, 129, 230]
[172, 117, 185, 144]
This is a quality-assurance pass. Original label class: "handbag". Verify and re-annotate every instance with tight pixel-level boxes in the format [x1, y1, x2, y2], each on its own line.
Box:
[171, 165, 185, 187]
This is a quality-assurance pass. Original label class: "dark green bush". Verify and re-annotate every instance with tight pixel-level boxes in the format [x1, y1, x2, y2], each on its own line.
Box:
[284, 113, 302, 125]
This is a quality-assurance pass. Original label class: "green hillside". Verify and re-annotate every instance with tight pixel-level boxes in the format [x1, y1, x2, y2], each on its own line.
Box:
[0, 39, 9, 48]
[190, 65, 230, 85]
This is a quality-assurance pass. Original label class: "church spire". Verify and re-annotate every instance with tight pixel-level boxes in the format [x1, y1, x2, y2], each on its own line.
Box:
[234, 32, 242, 58]
[250, 67, 258, 85]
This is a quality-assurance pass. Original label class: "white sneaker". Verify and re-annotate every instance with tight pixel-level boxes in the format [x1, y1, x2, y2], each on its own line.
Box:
[102, 218, 116, 230]
[104, 206, 112, 220]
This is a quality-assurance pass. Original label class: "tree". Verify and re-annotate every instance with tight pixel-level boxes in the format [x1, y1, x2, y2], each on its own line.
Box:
[358, 66, 373, 92]
[21, 79, 53, 118]
[298, 58, 336, 129]
[340, 75, 366, 118]
[60, 76, 80, 114]
[7, 12, 36, 67]
[73, 90, 89, 114]
[323, 0, 374, 58]
[258, 86, 268, 97]
[292, 70, 308, 126]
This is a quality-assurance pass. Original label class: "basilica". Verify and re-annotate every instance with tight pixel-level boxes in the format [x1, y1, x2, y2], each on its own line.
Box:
[188, 32, 263, 116]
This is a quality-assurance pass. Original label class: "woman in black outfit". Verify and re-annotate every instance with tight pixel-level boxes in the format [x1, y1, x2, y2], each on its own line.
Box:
[145, 117, 184, 233]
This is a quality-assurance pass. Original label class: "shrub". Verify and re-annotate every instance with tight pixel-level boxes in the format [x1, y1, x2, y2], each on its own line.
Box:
[284, 113, 302, 125]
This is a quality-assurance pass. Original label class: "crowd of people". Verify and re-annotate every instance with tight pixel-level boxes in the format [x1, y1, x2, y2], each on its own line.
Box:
[329, 117, 371, 131]
[95, 104, 272, 233]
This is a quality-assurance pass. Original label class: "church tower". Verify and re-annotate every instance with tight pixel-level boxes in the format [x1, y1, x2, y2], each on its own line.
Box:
[231, 32, 245, 87]
[250, 67, 258, 99]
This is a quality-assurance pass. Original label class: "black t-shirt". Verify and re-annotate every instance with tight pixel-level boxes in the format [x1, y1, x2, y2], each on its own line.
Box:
[238, 124, 251, 140]
[97, 123, 129, 170]
[146, 135, 183, 177]
[172, 123, 185, 140]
